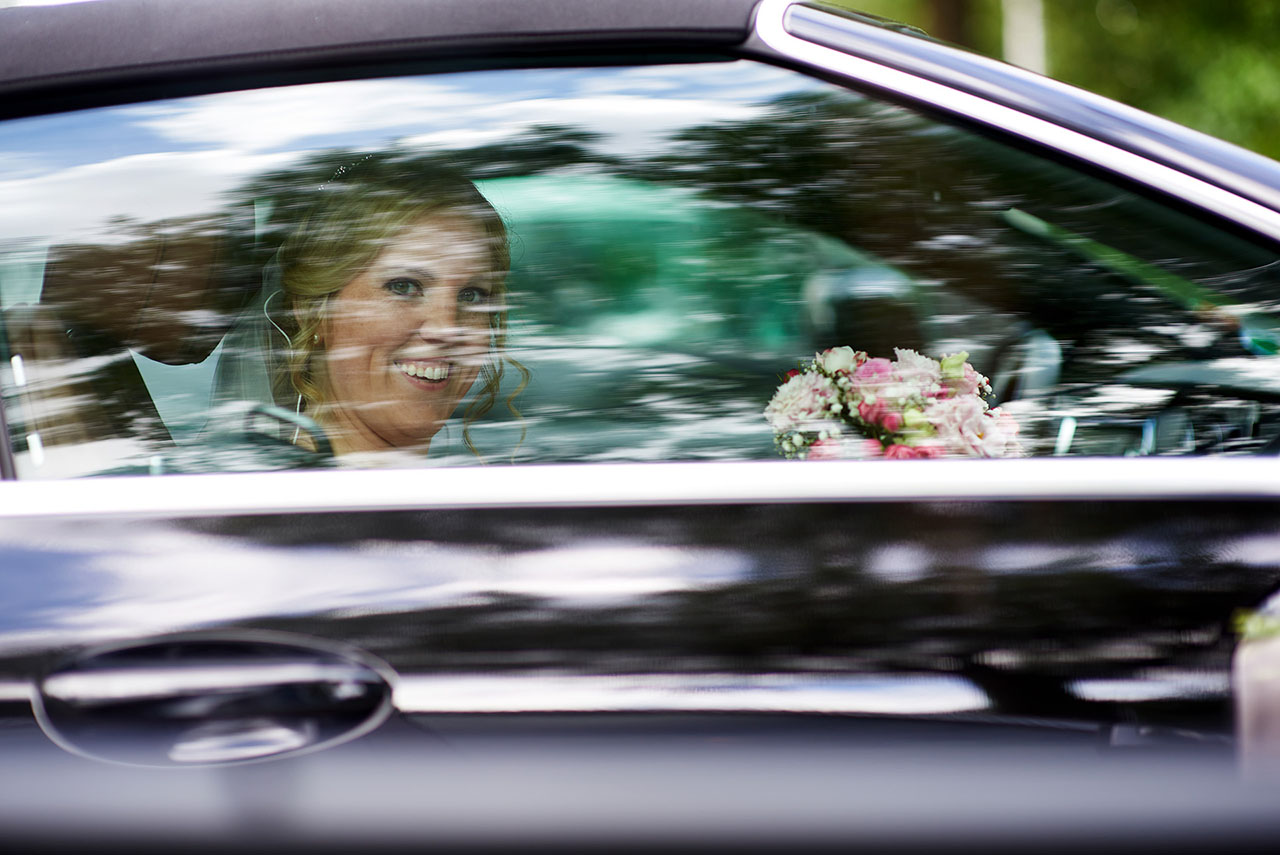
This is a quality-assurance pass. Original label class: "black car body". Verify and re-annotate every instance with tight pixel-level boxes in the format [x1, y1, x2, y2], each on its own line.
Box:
[2, 1, 1280, 851]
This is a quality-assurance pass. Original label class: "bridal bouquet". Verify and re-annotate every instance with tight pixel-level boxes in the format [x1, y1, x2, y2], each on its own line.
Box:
[765, 347, 1021, 460]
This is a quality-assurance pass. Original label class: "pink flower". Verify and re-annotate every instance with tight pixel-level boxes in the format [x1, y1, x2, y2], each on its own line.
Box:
[807, 437, 886, 460]
[807, 438, 845, 460]
[945, 363, 986, 397]
[857, 399, 904, 433]
[883, 443, 941, 459]
[854, 357, 894, 384]
[860, 439, 886, 457]
[784, 368, 801, 379]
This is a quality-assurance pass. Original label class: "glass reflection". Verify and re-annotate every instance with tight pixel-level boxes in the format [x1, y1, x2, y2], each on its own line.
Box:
[1, 61, 1278, 476]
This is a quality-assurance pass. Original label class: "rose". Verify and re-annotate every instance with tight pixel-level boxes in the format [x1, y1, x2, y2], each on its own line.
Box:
[857, 438, 887, 458]
[884, 443, 942, 459]
[819, 343, 870, 373]
[818, 346, 859, 374]
[853, 357, 894, 385]
[857, 398, 904, 433]
[809, 437, 885, 460]
[807, 437, 845, 460]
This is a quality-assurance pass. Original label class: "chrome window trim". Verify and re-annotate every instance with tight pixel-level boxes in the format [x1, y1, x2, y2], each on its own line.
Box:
[0, 680, 32, 703]
[0, 669, 1229, 717]
[0, 671, 988, 717]
[753, 0, 1280, 245]
[0, 458, 1277, 519]
[392, 672, 988, 716]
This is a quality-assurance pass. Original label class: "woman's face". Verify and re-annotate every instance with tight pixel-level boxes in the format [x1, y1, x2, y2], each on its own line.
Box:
[317, 213, 497, 454]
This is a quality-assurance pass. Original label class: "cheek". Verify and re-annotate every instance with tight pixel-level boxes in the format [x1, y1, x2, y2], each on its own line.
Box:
[465, 307, 494, 337]
[456, 315, 493, 353]
[453, 342, 489, 399]
[327, 303, 406, 355]
[459, 362, 484, 390]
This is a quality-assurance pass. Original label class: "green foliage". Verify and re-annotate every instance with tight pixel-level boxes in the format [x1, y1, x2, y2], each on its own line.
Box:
[1048, 1, 1280, 160]
[817, 1, 1280, 160]
[820, 0, 1003, 54]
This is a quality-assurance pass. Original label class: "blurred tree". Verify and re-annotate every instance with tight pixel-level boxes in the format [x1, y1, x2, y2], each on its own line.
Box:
[826, 0, 1003, 53]
[818, 1, 1280, 160]
[1048, 1, 1280, 160]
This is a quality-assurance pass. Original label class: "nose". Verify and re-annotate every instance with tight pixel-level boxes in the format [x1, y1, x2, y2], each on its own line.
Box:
[413, 284, 463, 344]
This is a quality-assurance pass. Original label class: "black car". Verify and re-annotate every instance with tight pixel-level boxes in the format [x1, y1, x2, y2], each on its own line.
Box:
[2, 0, 1280, 851]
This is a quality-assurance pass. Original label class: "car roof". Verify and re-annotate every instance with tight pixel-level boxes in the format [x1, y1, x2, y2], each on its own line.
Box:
[0, 0, 759, 114]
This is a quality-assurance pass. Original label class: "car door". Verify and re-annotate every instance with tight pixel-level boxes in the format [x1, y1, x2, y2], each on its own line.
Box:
[2, 0, 1280, 849]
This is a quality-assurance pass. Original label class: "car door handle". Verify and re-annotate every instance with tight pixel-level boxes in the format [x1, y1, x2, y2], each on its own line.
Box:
[34, 632, 394, 767]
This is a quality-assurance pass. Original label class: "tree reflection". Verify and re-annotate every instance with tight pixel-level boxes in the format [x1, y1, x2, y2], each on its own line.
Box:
[14, 87, 1280, 473]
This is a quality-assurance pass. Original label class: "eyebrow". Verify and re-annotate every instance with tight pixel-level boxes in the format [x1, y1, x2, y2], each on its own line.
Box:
[401, 267, 439, 283]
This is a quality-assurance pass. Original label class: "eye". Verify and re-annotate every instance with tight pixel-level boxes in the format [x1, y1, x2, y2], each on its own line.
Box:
[383, 277, 422, 298]
[458, 286, 489, 306]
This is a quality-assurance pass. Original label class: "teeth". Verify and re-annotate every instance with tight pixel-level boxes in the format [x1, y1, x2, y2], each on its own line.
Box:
[398, 361, 449, 381]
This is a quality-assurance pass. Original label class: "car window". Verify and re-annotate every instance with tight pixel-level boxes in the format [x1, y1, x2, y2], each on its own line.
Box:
[1, 59, 1278, 477]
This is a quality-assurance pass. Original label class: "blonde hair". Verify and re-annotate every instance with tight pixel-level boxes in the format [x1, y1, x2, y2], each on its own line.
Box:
[277, 161, 526, 456]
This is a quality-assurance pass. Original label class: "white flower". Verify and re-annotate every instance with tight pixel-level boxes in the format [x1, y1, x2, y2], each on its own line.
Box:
[926, 396, 1021, 458]
[925, 396, 980, 453]
[983, 407, 1023, 457]
[893, 348, 942, 392]
[765, 371, 840, 433]
[818, 346, 857, 373]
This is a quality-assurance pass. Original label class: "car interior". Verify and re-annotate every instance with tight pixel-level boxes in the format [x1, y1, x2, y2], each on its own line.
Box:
[3, 60, 1280, 478]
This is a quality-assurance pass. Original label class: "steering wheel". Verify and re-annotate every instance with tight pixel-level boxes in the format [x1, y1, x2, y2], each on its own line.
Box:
[242, 403, 334, 458]
[988, 327, 1063, 406]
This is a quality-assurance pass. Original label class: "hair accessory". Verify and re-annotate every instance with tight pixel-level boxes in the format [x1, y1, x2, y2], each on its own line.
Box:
[318, 152, 377, 192]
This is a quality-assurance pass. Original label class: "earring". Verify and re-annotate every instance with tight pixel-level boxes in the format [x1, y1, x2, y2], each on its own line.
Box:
[312, 333, 320, 344]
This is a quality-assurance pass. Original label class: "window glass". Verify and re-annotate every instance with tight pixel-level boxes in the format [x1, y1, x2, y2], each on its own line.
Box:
[1, 60, 1277, 477]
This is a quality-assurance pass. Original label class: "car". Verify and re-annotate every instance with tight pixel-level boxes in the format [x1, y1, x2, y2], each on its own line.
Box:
[2, 0, 1280, 851]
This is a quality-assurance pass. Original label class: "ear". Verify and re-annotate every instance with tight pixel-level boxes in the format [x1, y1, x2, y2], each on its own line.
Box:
[294, 296, 328, 347]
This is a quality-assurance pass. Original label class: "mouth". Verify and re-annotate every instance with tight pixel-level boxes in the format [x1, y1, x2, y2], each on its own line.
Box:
[395, 359, 450, 385]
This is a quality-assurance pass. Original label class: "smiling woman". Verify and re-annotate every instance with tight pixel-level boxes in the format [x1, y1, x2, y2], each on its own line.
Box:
[275, 160, 526, 459]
